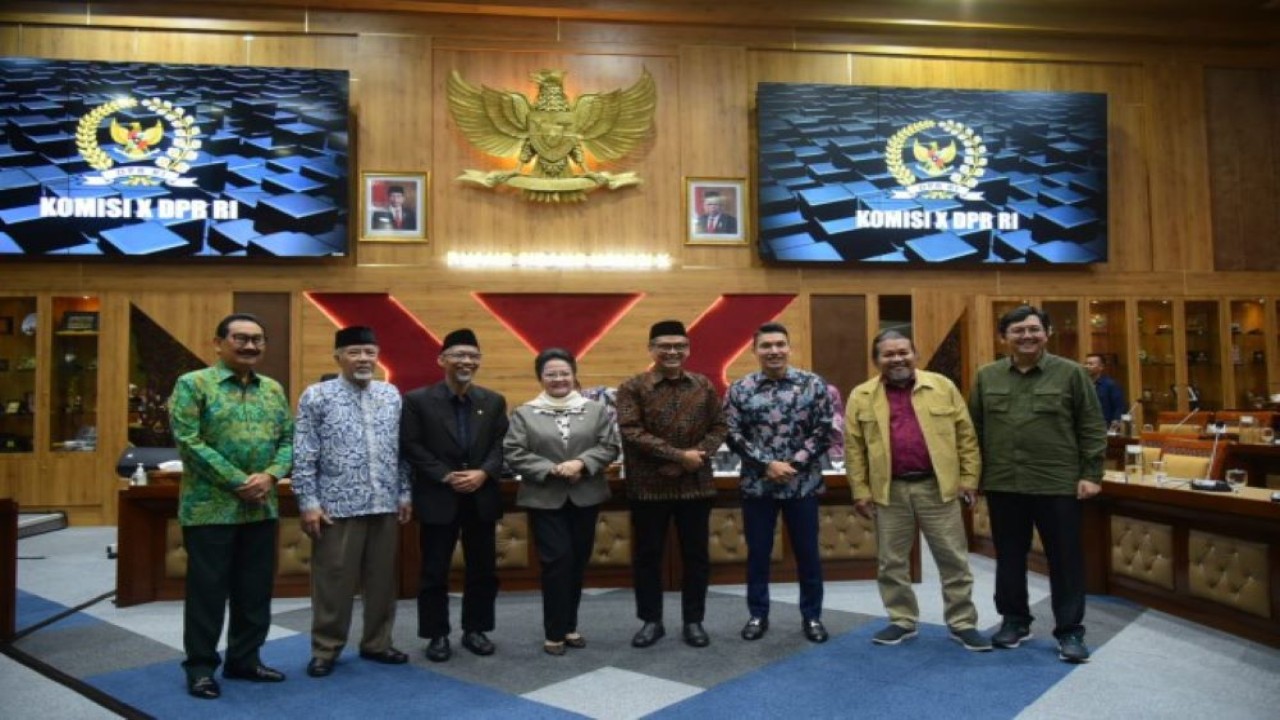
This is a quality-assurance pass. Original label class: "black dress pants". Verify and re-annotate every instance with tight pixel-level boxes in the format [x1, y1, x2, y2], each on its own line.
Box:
[631, 498, 712, 624]
[181, 520, 277, 681]
[529, 501, 600, 641]
[986, 491, 1086, 638]
[417, 494, 498, 638]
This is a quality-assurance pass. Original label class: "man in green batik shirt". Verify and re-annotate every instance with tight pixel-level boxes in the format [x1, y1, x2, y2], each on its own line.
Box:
[169, 313, 293, 700]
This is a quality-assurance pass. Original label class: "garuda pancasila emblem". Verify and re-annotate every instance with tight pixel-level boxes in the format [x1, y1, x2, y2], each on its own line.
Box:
[447, 68, 657, 202]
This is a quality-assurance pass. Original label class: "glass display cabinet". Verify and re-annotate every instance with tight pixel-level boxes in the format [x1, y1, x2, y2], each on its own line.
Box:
[1043, 299, 1080, 361]
[0, 296, 38, 453]
[1137, 300, 1177, 417]
[1184, 300, 1222, 410]
[1230, 299, 1268, 409]
[1087, 299, 1130, 417]
[50, 296, 100, 452]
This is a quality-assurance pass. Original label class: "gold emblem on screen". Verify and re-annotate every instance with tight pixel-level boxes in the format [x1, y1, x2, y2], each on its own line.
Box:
[76, 97, 201, 187]
[447, 68, 657, 202]
[884, 120, 987, 200]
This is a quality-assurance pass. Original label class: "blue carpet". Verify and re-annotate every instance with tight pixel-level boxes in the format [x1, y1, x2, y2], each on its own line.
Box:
[15, 589, 104, 633]
[85, 633, 582, 719]
[652, 622, 1081, 720]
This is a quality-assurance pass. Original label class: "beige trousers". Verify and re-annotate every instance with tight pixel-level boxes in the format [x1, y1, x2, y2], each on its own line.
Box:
[875, 478, 978, 631]
[310, 513, 400, 659]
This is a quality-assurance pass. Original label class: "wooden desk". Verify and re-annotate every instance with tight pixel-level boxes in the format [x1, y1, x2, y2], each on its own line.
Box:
[1, 498, 16, 641]
[1085, 473, 1280, 648]
[118, 472, 902, 606]
[1106, 435, 1280, 487]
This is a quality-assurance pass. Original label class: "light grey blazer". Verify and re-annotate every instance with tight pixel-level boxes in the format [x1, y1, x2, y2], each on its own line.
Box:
[504, 400, 620, 510]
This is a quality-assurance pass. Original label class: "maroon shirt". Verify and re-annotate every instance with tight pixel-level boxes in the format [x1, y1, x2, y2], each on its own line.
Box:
[884, 378, 934, 477]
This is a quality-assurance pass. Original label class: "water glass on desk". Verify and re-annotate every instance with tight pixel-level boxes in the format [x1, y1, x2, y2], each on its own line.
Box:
[1124, 444, 1143, 484]
[1225, 468, 1247, 494]
[1150, 460, 1167, 487]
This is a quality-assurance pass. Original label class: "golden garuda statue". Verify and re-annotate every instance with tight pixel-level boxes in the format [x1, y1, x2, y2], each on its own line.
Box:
[447, 68, 656, 202]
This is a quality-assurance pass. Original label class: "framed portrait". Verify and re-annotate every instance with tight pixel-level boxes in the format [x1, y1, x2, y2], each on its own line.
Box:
[685, 177, 748, 245]
[361, 172, 428, 242]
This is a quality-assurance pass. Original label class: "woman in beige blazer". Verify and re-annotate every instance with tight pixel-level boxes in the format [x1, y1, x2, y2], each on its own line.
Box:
[504, 348, 620, 655]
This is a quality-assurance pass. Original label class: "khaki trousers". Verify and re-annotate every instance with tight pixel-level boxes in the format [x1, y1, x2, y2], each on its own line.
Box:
[875, 478, 978, 631]
[310, 513, 400, 659]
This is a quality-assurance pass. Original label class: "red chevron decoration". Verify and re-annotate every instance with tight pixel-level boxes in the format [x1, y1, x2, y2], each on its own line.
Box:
[685, 294, 797, 395]
[305, 292, 443, 393]
[473, 292, 644, 359]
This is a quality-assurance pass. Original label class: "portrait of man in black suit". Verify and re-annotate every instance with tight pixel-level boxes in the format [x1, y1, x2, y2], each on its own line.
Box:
[400, 328, 508, 662]
[370, 184, 418, 232]
[695, 190, 738, 235]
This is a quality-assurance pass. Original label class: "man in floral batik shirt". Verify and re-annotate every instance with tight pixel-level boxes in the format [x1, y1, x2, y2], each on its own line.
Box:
[169, 313, 293, 700]
[724, 322, 834, 645]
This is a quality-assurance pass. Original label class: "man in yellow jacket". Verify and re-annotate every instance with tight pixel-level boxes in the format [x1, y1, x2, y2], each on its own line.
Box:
[845, 329, 989, 651]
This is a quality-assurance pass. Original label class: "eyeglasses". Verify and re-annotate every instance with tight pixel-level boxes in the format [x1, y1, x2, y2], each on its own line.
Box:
[444, 351, 482, 362]
[651, 342, 689, 353]
[228, 333, 267, 347]
[1005, 326, 1046, 337]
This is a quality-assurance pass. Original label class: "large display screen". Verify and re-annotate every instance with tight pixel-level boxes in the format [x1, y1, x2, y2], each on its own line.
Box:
[757, 84, 1108, 265]
[0, 57, 349, 258]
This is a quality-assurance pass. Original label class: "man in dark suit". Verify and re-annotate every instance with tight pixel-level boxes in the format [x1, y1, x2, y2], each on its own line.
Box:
[696, 192, 738, 235]
[400, 328, 508, 662]
[371, 185, 417, 231]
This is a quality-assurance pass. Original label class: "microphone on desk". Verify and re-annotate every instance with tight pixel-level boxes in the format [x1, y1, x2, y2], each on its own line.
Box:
[1120, 400, 1141, 436]
[1189, 426, 1231, 492]
[1166, 408, 1201, 433]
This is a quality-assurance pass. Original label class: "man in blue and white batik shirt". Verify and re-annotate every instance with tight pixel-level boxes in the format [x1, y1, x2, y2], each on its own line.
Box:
[293, 325, 412, 678]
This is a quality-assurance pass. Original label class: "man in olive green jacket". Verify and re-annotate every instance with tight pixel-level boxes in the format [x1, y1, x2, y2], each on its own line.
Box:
[845, 330, 987, 651]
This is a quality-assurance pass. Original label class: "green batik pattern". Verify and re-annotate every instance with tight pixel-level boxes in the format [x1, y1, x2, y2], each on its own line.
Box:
[169, 361, 294, 526]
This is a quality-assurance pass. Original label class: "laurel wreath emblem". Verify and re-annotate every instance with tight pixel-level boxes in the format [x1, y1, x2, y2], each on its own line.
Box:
[75, 97, 202, 180]
[76, 98, 137, 171]
[884, 119, 988, 199]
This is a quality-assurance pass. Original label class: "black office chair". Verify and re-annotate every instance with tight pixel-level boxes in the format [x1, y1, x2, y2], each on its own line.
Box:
[115, 446, 180, 479]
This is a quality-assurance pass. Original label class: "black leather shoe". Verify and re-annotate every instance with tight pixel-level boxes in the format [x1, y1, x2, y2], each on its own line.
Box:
[803, 619, 829, 644]
[222, 663, 286, 682]
[425, 636, 451, 662]
[741, 617, 768, 641]
[187, 676, 220, 699]
[461, 631, 496, 656]
[306, 657, 334, 677]
[359, 648, 409, 664]
[631, 621, 665, 648]
[683, 622, 710, 648]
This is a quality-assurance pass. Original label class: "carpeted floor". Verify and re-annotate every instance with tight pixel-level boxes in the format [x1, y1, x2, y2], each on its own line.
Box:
[8, 527, 1280, 719]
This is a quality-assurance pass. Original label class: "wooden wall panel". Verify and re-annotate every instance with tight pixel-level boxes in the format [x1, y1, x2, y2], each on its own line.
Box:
[130, 293, 233, 367]
[680, 44, 753, 270]
[811, 295, 868, 399]
[1206, 67, 1280, 272]
[750, 50, 850, 85]
[1144, 59, 1214, 272]
[913, 288, 968, 365]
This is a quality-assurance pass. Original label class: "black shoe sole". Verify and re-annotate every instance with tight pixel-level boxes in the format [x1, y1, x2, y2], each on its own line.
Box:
[871, 629, 918, 646]
[992, 633, 1031, 649]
